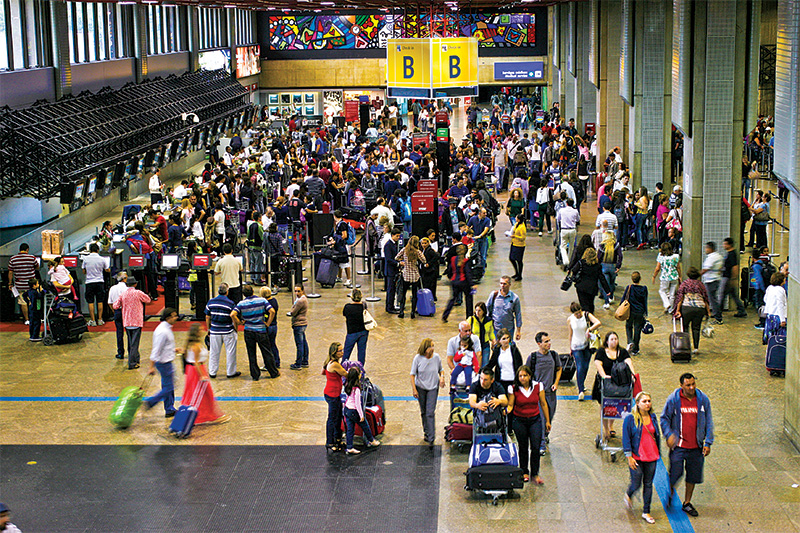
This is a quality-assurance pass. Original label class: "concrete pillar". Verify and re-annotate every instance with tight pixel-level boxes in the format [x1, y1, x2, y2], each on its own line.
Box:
[628, 0, 672, 192]
[577, 1, 596, 136]
[548, 5, 561, 107]
[49, 0, 72, 100]
[188, 7, 200, 72]
[773, 0, 800, 450]
[561, 3, 578, 123]
[133, 4, 148, 81]
[675, 0, 748, 269]
[596, 0, 627, 169]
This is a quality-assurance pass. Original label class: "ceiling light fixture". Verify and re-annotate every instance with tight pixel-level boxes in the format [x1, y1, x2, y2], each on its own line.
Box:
[118, 1, 137, 4]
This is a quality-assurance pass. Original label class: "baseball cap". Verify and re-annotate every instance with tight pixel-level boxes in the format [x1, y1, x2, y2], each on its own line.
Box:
[0, 502, 9, 513]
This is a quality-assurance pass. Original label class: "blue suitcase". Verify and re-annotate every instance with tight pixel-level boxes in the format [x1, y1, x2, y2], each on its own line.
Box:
[469, 441, 520, 468]
[416, 288, 435, 316]
[316, 258, 338, 287]
[766, 335, 786, 376]
[169, 381, 207, 438]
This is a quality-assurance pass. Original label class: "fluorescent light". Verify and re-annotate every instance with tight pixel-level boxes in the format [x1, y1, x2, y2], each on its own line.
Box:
[224, 4, 237, 8]
[118, 1, 137, 4]
[320, 1, 335, 5]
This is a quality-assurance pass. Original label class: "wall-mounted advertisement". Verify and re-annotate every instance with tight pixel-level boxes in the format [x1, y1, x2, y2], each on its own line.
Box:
[236, 45, 261, 78]
[199, 49, 231, 73]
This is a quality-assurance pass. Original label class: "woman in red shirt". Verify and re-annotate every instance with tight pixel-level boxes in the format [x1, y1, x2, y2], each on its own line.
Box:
[506, 365, 550, 484]
[322, 342, 347, 452]
[622, 392, 661, 524]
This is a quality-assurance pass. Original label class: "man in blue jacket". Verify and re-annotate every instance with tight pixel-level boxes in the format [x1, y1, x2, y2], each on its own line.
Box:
[660, 373, 714, 517]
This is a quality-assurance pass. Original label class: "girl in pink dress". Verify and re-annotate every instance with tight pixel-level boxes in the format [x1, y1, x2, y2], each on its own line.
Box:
[181, 325, 230, 425]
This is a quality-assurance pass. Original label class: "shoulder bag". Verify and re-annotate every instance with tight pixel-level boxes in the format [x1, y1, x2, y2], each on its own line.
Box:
[363, 308, 377, 331]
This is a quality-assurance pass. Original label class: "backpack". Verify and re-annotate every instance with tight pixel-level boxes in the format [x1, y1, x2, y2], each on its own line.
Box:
[345, 223, 356, 245]
[761, 261, 777, 287]
[401, 199, 412, 222]
[513, 144, 527, 165]
[528, 350, 559, 384]
[247, 222, 262, 248]
[485, 193, 501, 217]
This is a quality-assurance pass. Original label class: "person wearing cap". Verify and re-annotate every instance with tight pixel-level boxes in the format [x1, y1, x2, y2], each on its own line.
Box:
[112, 277, 151, 370]
[0, 503, 22, 533]
[669, 185, 682, 209]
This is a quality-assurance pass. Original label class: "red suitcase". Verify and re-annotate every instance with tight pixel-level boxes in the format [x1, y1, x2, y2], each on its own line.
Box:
[341, 405, 385, 437]
[445, 422, 473, 442]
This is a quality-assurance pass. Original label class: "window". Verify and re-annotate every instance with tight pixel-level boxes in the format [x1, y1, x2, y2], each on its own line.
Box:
[198, 7, 227, 50]
[146, 4, 185, 55]
[236, 9, 253, 45]
[66, 1, 130, 63]
[1, 0, 50, 70]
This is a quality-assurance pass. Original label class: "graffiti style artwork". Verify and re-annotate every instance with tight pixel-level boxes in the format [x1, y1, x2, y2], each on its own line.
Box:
[269, 15, 385, 50]
[269, 13, 537, 50]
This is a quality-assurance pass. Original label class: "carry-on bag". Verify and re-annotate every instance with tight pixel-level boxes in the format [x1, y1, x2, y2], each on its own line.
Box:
[109, 375, 153, 428]
[445, 422, 473, 442]
[416, 288, 436, 316]
[559, 352, 577, 382]
[341, 404, 385, 437]
[766, 334, 786, 376]
[669, 317, 692, 363]
[169, 380, 208, 438]
[315, 257, 338, 287]
[469, 441, 520, 468]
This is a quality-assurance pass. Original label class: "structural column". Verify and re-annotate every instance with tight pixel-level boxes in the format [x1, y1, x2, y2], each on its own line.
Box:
[133, 4, 148, 81]
[596, 0, 627, 168]
[576, 1, 596, 133]
[49, 0, 72, 100]
[774, 0, 800, 451]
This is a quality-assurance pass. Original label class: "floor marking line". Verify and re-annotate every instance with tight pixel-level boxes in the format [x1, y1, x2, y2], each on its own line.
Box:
[1, 394, 582, 402]
[654, 458, 696, 533]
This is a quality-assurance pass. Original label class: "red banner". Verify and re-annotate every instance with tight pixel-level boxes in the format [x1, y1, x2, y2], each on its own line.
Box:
[344, 100, 360, 123]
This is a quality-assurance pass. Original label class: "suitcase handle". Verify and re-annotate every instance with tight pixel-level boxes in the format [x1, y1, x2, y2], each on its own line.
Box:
[672, 316, 684, 333]
[139, 373, 155, 391]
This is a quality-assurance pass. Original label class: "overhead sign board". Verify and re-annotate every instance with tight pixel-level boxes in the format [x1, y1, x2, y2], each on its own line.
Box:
[493, 61, 545, 81]
[387, 39, 431, 89]
[431, 38, 478, 89]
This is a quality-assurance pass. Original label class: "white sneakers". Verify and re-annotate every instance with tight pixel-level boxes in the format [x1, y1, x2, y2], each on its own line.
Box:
[603, 303, 610, 310]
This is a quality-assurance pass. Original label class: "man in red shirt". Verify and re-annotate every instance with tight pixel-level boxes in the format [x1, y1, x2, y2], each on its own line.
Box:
[148, 209, 168, 243]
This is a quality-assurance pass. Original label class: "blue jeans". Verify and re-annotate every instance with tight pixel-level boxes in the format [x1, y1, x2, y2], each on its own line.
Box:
[324, 394, 343, 446]
[344, 406, 375, 449]
[343, 330, 369, 365]
[572, 347, 592, 393]
[292, 325, 309, 366]
[476, 237, 489, 268]
[634, 213, 647, 245]
[628, 459, 657, 514]
[450, 364, 473, 386]
[144, 361, 176, 414]
[600, 263, 617, 303]
[267, 324, 280, 367]
[481, 345, 491, 368]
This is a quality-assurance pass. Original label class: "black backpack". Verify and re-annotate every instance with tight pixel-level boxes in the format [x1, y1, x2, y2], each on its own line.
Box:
[761, 261, 777, 287]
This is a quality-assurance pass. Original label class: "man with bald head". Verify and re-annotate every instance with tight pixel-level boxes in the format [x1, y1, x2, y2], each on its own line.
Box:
[446, 321, 482, 382]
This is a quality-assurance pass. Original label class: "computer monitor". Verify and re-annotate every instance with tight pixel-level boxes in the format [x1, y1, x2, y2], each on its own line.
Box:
[86, 176, 98, 196]
[191, 254, 211, 270]
[140, 152, 152, 173]
[161, 254, 180, 270]
[73, 181, 85, 202]
[128, 255, 146, 270]
[62, 256, 79, 269]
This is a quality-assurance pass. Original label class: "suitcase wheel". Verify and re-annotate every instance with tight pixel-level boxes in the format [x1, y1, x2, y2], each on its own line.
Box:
[595, 435, 601, 449]
[43, 334, 54, 346]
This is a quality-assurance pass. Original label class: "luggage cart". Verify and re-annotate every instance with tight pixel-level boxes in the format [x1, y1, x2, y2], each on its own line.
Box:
[465, 405, 522, 505]
[40, 291, 57, 346]
[445, 385, 472, 452]
[594, 379, 634, 462]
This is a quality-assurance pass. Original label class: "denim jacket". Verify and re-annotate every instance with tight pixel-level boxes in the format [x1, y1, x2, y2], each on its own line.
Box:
[660, 388, 714, 448]
[622, 413, 661, 458]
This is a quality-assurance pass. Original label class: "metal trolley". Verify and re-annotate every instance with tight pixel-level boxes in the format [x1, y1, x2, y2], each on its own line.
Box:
[594, 378, 634, 462]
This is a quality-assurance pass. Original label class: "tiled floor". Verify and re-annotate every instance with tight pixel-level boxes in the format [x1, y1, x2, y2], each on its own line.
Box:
[1, 113, 797, 532]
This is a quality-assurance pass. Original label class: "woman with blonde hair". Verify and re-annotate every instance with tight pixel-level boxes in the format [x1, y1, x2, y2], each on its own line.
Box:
[598, 230, 623, 309]
[395, 235, 428, 319]
[622, 391, 661, 524]
[572, 247, 611, 314]
[410, 338, 446, 448]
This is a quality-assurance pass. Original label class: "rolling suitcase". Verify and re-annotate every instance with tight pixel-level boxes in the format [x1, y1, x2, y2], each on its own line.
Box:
[766, 335, 786, 376]
[109, 375, 153, 429]
[558, 351, 577, 382]
[169, 381, 208, 438]
[466, 464, 524, 491]
[315, 257, 338, 287]
[416, 288, 435, 316]
[669, 317, 692, 363]
[341, 404, 385, 437]
[445, 422, 473, 442]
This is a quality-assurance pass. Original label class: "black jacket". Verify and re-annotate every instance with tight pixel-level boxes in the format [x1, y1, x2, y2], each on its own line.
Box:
[573, 260, 611, 294]
[383, 238, 399, 275]
[486, 342, 524, 382]
[420, 246, 440, 280]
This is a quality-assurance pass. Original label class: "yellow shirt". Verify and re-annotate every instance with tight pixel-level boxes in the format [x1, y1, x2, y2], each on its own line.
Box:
[511, 223, 527, 248]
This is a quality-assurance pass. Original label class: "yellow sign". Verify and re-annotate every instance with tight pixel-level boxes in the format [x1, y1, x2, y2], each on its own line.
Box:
[431, 38, 478, 88]
[386, 39, 431, 88]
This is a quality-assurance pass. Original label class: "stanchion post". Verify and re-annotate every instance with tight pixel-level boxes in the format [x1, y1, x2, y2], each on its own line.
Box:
[365, 254, 380, 302]
[307, 248, 320, 298]
[778, 199, 788, 233]
[349, 244, 361, 289]
[771, 218, 776, 249]
[357, 233, 369, 275]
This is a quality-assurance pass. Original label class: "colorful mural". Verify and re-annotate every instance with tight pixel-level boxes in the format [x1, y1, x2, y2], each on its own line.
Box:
[268, 13, 537, 50]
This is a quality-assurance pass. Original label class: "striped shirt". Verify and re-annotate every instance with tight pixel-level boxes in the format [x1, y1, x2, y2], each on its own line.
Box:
[9, 252, 39, 293]
[205, 295, 236, 335]
[234, 296, 271, 333]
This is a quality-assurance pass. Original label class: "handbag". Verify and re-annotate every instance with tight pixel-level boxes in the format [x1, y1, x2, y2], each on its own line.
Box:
[753, 207, 770, 222]
[363, 309, 377, 331]
[614, 300, 631, 321]
[589, 332, 602, 351]
[560, 275, 573, 291]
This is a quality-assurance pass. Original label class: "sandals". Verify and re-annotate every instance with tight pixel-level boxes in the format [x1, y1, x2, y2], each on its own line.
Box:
[609, 430, 617, 438]
[642, 514, 655, 524]
[533, 476, 544, 485]
[523, 474, 530, 483]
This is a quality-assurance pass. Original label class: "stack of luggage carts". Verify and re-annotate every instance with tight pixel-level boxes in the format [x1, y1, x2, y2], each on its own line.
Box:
[464, 397, 524, 505]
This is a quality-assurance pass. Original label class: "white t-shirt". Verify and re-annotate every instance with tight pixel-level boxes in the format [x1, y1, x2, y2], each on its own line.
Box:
[82, 253, 107, 284]
[457, 349, 474, 367]
[568, 312, 590, 350]
[173, 184, 187, 199]
[498, 346, 515, 382]
[214, 210, 226, 235]
[149, 174, 162, 194]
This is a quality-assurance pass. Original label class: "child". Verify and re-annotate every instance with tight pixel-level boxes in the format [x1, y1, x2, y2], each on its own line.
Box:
[24, 278, 45, 342]
[47, 257, 73, 298]
[450, 336, 479, 386]
[342, 368, 381, 455]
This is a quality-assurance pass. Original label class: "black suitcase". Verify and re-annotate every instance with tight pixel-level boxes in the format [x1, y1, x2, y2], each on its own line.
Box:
[740, 266, 750, 306]
[50, 313, 88, 344]
[669, 317, 692, 363]
[466, 464, 524, 491]
[558, 352, 576, 382]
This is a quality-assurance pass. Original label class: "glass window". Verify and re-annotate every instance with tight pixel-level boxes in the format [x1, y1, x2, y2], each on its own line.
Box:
[9, 0, 24, 68]
[86, 3, 96, 62]
[96, 3, 106, 61]
[0, 1, 8, 70]
[74, 2, 85, 63]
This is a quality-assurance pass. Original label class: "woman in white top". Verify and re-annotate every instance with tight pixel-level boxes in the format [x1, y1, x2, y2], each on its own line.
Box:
[529, 142, 542, 174]
[486, 328, 524, 391]
[567, 301, 602, 401]
[763, 271, 788, 342]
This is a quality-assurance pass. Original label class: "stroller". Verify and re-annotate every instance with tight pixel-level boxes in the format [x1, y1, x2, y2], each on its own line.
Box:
[42, 294, 88, 346]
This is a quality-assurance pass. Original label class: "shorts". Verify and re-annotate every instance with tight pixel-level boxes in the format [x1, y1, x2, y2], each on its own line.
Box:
[669, 446, 705, 486]
[16, 294, 26, 306]
[84, 282, 106, 304]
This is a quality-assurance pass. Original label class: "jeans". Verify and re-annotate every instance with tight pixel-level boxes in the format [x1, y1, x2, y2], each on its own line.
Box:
[293, 325, 309, 366]
[541, 391, 557, 451]
[248, 247, 264, 283]
[600, 263, 617, 303]
[475, 237, 489, 268]
[144, 361, 176, 415]
[481, 345, 491, 368]
[625, 312, 646, 354]
[572, 347, 591, 393]
[416, 387, 438, 443]
[559, 228, 576, 266]
[209, 331, 238, 377]
[704, 280, 722, 320]
[442, 282, 473, 322]
[29, 312, 41, 339]
[659, 278, 679, 312]
[343, 330, 369, 365]
[324, 394, 343, 446]
[344, 406, 375, 449]
[126, 327, 141, 368]
[494, 166, 506, 192]
[243, 329, 278, 379]
[719, 277, 745, 314]
[512, 415, 543, 476]
[113, 309, 125, 357]
[634, 213, 647, 245]
[627, 459, 658, 514]
[267, 324, 280, 367]
[397, 279, 421, 315]
[450, 365, 473, 386]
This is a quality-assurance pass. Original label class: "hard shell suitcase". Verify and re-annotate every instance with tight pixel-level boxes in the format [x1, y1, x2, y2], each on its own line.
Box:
[316, 257, 338, 287]
[169, 381, 208, 438]
[466, 464, 525, 491]
[559, 352, 577, 382]
[766, 335, 786, 376]
[109, 376, 152, 429]
[669, 317, 692, 363]
[341, 404, 385, 437]
[416, 288, 435, 316]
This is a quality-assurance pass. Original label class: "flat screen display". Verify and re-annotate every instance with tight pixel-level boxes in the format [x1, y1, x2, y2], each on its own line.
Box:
[62, 256, 78, 268]
[128, 255, 145, 268]
[73, 182, 85, 201]
[86, 176, 97, 195]
[235, 45, 261, 78]
[199, 49, 231, 74]
[192, 254, 211, 268]
[161, 254, 180, 269]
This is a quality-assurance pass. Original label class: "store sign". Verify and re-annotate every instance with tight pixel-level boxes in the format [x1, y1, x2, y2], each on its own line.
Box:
[431, 38, 478, 88]
[436, 127, 449, 143]
[386, 39, 430, 88]
[344, 100, 360, 122]
[493, 61, 544, 81]
[236, 45, 261, 78]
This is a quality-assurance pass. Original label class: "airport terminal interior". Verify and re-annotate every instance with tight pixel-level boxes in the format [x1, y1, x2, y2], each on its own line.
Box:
[1, 0, 800, 532]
